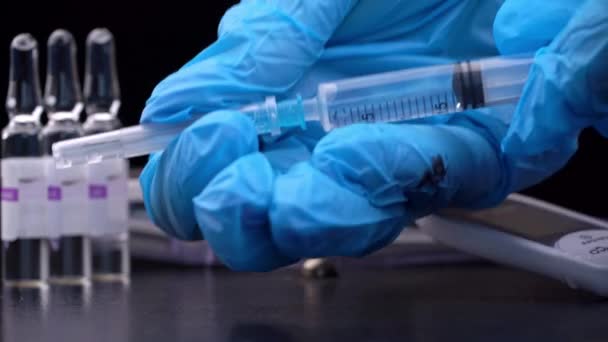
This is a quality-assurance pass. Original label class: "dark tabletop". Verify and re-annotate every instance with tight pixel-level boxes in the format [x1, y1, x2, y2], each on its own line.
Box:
[2, 259, 607, 342]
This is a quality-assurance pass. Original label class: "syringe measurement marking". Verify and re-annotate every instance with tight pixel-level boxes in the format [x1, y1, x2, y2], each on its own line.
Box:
[408, 98, 412, 117]
[360, 105, 366, 125]
[393, 100, 398, 121]
[423, 96, 428, 115]
[327, 92, 457, 126]
[382, 102, 387, 122]
[393, 101, 398, 120]
[434, 95, 442, 113]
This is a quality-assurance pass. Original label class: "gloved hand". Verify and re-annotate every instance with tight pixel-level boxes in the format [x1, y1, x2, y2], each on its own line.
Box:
[139, 0, 601, 271]
[494, 0, 608, 189]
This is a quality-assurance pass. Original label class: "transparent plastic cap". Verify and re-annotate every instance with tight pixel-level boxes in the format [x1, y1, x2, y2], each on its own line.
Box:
[52, 96, 308, 168]
[44, 29, 83, 119]
[84, 28, 120, 116]
[6, 33, 43, 119]
[53, 121, 192, 168]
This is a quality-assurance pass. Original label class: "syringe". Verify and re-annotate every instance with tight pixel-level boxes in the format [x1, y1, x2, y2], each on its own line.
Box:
[52, 54, 533, 168]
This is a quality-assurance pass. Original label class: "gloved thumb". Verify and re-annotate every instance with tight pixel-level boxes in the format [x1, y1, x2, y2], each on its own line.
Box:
[500, 0, 608, 190]
[493, 0, 579, 54]
[142, 0, 355, 124]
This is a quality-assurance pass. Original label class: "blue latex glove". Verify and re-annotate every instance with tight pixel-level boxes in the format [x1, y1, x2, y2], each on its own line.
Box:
[141, 0, 531, 271]
[494, 0, 608, 189]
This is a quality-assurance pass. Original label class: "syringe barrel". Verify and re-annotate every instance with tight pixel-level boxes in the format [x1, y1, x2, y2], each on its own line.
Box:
[315, 55, 532, 131]
[316, 63, 460, 131]
[477, 55, 533, 107]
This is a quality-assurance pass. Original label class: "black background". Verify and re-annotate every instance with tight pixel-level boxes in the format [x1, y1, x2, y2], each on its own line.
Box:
[1, 1, 606, 216]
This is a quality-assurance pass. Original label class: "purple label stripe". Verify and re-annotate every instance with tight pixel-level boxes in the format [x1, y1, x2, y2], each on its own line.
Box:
[48, 186, 62, 201]
[1, 188, 18, 202]
[89, 184, 108, 199]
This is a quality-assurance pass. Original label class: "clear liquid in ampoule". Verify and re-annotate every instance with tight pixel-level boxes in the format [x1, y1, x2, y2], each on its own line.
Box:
[2, 34, 50, 288]
[83, 28, 130, 283]
[42, 29, 91, 286]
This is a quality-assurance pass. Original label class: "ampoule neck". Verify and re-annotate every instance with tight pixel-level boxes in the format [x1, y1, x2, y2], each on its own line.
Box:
[3, 114, 41, 137]
[83, 112, 122, 134]
[44, 112, 83, 137]
[7, 105, 43, 122]
[11, 113, 40, 124]
[47, 111, 80, 123]
[86, 112, 116, 121]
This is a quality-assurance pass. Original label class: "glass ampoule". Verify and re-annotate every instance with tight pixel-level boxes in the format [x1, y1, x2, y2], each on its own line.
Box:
[1, 34, 49, 288]
[83, 28, 129, 283]
[41, 29, 91, 286]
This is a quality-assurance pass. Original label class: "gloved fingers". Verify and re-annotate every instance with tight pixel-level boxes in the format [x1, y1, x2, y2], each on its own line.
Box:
[219, 0, 355, 43]
[193, 153, 298, 271]
[329, 0, 464, 44]
[270, 161, 410, 259]
[142, 0, 355, 124]
[544, 1, 608, 120]
[330, 0, 501, 61]
[259, 134, 316, 173]
[501, 0, 608, 190]
[269, 118, 505, 259]
[494, 0, 580, 54]
[593, 117, 608, 138]
[139, 110, 258, 240]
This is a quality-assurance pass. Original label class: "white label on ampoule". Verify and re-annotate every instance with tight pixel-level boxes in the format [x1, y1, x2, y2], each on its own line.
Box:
[87, 159, 129, 236]
[45, 156, 89, 237]
[1, 158, 48, 241]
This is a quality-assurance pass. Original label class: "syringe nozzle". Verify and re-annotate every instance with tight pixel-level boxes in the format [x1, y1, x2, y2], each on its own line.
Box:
[84, 28, 120, 116]
[7, 33, 43, 118]
[44, 29, 83, 117]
